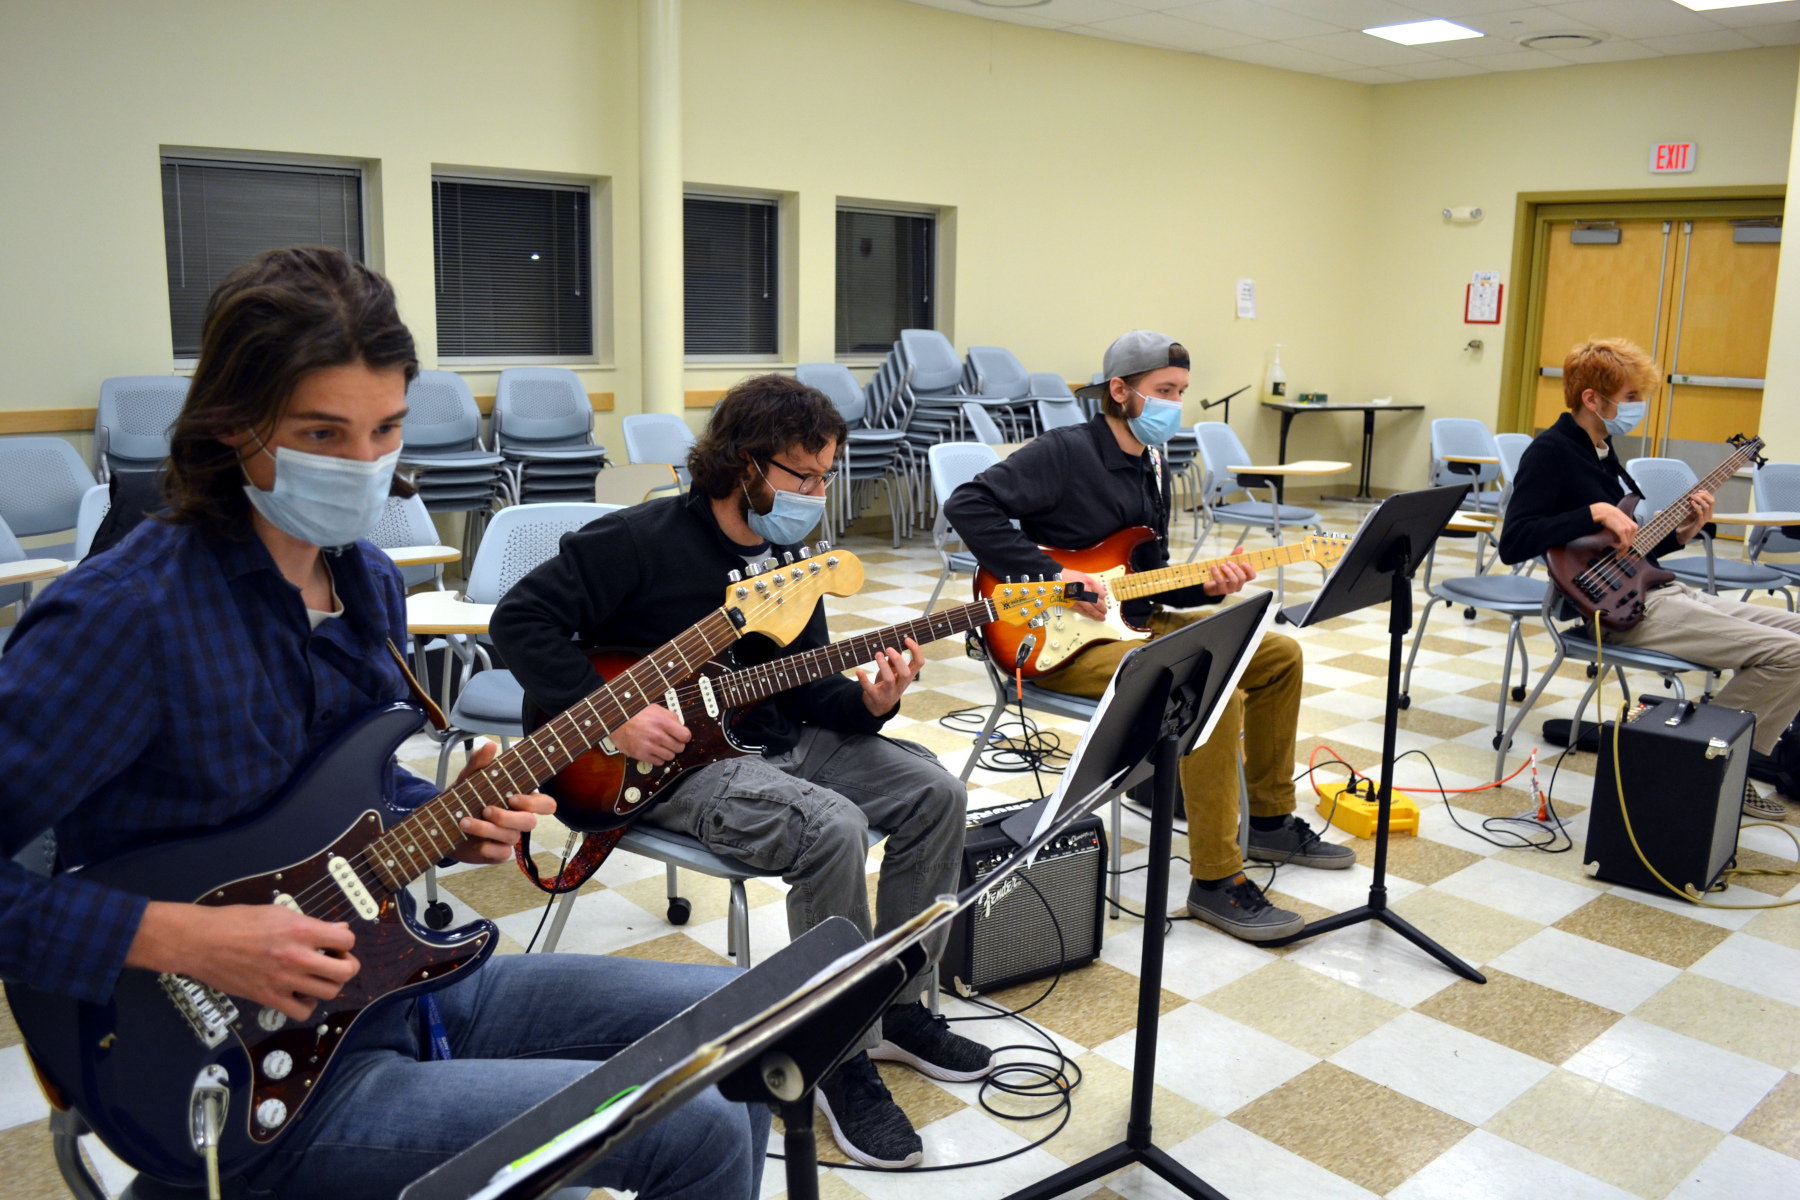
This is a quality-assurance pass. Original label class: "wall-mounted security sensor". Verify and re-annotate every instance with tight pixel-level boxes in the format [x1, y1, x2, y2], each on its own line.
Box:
[1443, 207, 1483, 222]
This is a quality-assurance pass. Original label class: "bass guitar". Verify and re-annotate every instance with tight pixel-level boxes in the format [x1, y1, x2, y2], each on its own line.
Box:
[978, 527, 1349, 678]
[1546, 433, 1764, 632]
[4, 545, 859, 1190]
[527, 581, 1080, 830]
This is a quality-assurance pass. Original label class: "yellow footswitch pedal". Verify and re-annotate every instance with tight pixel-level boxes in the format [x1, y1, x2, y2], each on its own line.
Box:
[1316, 782, 1420, 839]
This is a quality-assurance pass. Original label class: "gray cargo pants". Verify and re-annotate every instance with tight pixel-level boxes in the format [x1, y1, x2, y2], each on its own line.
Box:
[645, 726, 967, 1020]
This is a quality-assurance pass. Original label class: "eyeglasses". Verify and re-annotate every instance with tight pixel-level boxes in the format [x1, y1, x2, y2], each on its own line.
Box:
[761, 457, 838, 495]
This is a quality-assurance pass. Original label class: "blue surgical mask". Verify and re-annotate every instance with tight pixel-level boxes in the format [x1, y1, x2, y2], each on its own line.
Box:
[243, 441, 401, 550]
[1126, 390, 1184, 447]
[743, 466, 826, 545]
[1604, 400, 1647, 440]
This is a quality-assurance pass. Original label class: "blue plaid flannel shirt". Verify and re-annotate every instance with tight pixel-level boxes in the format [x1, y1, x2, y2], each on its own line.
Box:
[0, 518, 437, 1002]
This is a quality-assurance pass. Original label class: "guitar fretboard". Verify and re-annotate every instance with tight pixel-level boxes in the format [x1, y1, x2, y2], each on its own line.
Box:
[1111, 543, 1317, 602]
[1626, 440, 1760, 559]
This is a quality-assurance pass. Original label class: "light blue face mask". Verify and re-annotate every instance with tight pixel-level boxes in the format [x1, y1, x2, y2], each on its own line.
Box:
[243, 442, 400, 550]
[1603, 400, 1647, 440]
[1126, 390, 1184, 447]
[743, 465, 826, 546]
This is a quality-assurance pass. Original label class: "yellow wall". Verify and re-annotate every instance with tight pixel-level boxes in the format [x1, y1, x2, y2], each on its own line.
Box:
[1764, 73, 1800, 463]
[1, 0, 1794, 493]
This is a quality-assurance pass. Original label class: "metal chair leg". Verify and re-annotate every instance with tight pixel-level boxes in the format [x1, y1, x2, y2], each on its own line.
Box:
[959, 669, 1008, 784]
[1400, 592, 1442, 700]
[541, 887, 579, 953]
[1497, 645, 1565, 781]
[50, 1108, 106, 1200]
[730, 880, 752, 968]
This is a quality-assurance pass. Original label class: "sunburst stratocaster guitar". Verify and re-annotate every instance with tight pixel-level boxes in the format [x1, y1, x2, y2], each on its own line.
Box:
[528, 582, 1080, 830]
[978, 527, 1350, 678]
[3, 545, 860, 1190]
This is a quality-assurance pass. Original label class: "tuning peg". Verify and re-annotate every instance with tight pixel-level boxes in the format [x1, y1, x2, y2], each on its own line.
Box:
[799, 544, 811, 557]
[782, 551, 795, 565]
[818, 539, 831, 552]
[728, 569, 742, 583]
[745, 561, 761, 577]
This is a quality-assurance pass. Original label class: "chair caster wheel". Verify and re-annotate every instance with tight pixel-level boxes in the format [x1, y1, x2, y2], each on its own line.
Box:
[1492, 735, 1504, 750]
[666, 898, 692, 926]
[1511, 685, 1526, 701]
[423, 901, 453, 930]
[1586, 664, 1599, 678]
[1464, 607, 1478, 621]
[1397, 694, 1412, 710]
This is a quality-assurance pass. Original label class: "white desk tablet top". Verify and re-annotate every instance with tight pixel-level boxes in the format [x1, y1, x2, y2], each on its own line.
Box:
[1441, 454, 1500, 465]
[1711, 511, 1800, 526]
[384, 545, 463, 567]
[406, 590, 495, 635]
[1227, 459, 1353, 475]
[0, 558, 72, 586]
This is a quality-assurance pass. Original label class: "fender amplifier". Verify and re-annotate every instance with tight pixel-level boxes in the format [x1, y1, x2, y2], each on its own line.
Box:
[1586, 698, 1751, 896]
[942, 801, 1106, 997]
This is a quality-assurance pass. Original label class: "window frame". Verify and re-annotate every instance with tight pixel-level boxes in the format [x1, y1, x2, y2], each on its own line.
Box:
[834, 201, 940, 366]
[683, 186, 786, 364]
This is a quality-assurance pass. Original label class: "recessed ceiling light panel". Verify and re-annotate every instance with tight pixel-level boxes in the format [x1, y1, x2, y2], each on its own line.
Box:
[1363, 19, 1485, 46]
[1672, 0, 1788, 12]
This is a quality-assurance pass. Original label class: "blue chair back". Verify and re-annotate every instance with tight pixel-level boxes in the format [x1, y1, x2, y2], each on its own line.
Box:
[1430, 419, 1501, 489]
[928, 442, 1000, 509]
[1036, 398, 1083, 431]
[404, 371, 485, 452]
[1754, 463, 1800, 555]
[0, 515, 27, 610]
[965, 347, 1031, 400]
[960, 402, 1005, 446]
[493, 368, 595, 449]
[370, 494, 448, 589]
[1624, 457, 1699, 520]
[1195, 422, 1253, 503]
[465, 502, 622, 604]
[622, 414, 696, 485]
[1029, 373, 1074, 399]
[0, 437, 97, 541]
[899, 330, 964, 396]
[96, 376, 187, 470]
[795, 363, 868, 426]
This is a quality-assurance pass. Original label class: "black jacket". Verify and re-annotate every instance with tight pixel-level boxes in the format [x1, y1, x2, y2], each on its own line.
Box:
[1499, 412, 1684, 566]
[943, 415, 1218, 626]
[490, 488, 892, 755]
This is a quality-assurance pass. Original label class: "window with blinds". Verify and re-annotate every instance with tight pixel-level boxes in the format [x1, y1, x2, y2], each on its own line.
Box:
[162, 159, 364, 358]
[684, 195, 778, 357]
[836, 209, 934, 356]
[433, 178, 593, 359]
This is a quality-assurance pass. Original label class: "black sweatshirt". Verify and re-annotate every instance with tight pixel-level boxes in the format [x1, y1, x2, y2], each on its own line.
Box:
[490, 488, 893, 755]
[943, 415, 1218, 626]
[1498, 412, 1684, 566]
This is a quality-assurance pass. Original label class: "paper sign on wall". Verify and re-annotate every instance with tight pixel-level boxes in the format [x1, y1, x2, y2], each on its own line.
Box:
[1236, 279, 1257, 319]
[1465, 271, 1501, 324]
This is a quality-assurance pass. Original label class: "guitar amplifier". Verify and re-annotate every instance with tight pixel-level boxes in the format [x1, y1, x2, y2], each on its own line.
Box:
[942, 801, 1106, 997]
[1586, 697, 1751, 896]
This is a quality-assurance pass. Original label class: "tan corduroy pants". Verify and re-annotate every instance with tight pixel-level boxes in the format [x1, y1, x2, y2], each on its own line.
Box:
[1035, 608, 1304, 880]
[1607, 581, 1800, 756]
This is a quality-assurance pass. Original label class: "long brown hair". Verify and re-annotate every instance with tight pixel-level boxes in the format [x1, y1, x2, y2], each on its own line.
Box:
[162, 246, 418, 537]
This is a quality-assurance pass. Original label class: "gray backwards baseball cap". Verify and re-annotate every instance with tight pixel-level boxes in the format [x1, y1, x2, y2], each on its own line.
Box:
[1074, 330, 1191, 400]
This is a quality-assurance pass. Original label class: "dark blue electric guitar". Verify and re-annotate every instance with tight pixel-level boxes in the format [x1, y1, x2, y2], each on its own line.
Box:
[4, 547, 860, 1189]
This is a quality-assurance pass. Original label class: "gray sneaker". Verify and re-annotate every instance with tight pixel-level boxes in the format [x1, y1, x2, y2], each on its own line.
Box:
[1247, 815, 1357, 870]
[1186, 874, 1305, 942]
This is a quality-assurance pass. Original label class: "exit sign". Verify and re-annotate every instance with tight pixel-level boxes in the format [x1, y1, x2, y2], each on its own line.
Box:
[1651, 142, 1696, 173]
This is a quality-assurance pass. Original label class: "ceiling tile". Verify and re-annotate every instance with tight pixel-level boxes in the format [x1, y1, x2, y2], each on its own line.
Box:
[1078, 11, 1261, 50]
[1544, 0, 1719, 40]
[905, 0, 1072, 29]
[1259, 0, 1438, 28]
[1206, 40, 1364, 72]
[1388, 56, 1493, 77]
[1325, 66, 1414, 83]
[1539, 36, 1661, 61]
[1743, 19, 1800, 45]
[1030, 0, 1149, 25]
[1456, 46, 1571, 70]
[1635, 27, 1761, 54]
[1457, 6, 1604, 37]
[1284, 29, 1442, 66]
[1407, 0, 1537, 15]
[1169, 0, 1345, 38]
[1685, 0, 1800, 29]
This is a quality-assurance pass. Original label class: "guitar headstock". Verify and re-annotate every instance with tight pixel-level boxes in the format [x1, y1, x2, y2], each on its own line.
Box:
[1302, 533, 1353, 569]
[722, 543, 865, 646]
[989, 576, 1083, 627]
[1728, 432, 1769, 470]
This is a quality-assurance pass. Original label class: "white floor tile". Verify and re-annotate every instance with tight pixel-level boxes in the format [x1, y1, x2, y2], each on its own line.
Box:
[1284, 921, 1462, 1007]
[1608, 883, 1764, 932]
[839, 1106, 1074, 1200]
[1666, 1134, 1800, 1199]
[1689, 933, 1800, 1007]
[1411, 803, 1508, 857]
[1433, 857, 1600, 925]
[1563, 1017, 1788, 1132]
[1103, 918, 1279, 998]
[1490, 928, 1681, 1012]
[1389, 1129, 1636, 1200]
[1094, 1004, 1315, 1115]
[0, 1044, 50, 1130]
[494, 887, 665, 955]
[1156, 1119, 1381, 1200]
[1330, 1010, 1553, 1125]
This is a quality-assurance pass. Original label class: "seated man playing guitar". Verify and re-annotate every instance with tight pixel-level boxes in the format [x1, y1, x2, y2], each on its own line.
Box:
[491, 376, 986, 1171]
[0, 249, 768, 1200]
[945, 331, 1352, 943]
[1500, 337, 1799, 822]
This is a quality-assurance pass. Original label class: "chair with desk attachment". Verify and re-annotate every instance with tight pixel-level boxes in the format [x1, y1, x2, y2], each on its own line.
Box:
[94, 376, 186, 482]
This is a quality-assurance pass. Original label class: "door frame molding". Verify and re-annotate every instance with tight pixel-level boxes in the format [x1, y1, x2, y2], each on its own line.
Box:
[1498, 185, 1786, 434]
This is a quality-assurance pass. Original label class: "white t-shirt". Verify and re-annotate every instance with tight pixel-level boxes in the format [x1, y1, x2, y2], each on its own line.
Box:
[306, 561, 343, 631]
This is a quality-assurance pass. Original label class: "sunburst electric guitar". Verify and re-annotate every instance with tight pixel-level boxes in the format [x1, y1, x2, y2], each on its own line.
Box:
[3, 545, 861, 1191]
[978, 527, 1350, 678]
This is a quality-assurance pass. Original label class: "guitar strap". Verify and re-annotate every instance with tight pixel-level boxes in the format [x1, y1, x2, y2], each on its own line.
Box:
[385, 640, 448, 732]
[514, 826, 627, 894]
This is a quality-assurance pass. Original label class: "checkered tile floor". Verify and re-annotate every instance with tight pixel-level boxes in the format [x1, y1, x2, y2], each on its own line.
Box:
[5, 498, 1799, 1200]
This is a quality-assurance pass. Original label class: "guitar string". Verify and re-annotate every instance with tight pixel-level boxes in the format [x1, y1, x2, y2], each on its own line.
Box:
[1111, 538, 1339, 601]
[1572, 444, 1753, 592]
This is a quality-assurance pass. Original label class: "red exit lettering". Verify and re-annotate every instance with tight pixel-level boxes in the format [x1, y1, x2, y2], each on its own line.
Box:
[1651, 143, 1696, 174]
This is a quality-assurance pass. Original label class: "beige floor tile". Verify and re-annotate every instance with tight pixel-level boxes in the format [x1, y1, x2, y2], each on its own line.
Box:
[1483, 1069, 1723, 1197]
[1553, 892, 1732, 969]
[1348, 833, 1483, 885]
[1296, 737, 1381, 775]
[440, 852, 606, 917]
[995, 1051, 1217, 1167]
[1230, 1061, 1472, 1194]
[1394, 709, 1486, 740]
[1323, 652, 1394, 679]
[1495, 842, 1612, 889]
[0, 997, 18, 1050]
[1390, 888, 1543, 965]
[899, 687, 984, 722]
[1296, 704, 1362, 735]
[1734, 1071, 1800, 1159]
[1744, 899, 1800, 953]
[986, 960, 1183, 1048]
[1632, 973, 1800, 1071]
[1413, 970, 1619, 1065]
[607, 931, 733, 968]
[1198, 960, 1402, 1058]
[610, 872, 785, 927]
[0, 1121, 66, 1200]
[1731, 846, 1800, 896]
[767, 1171, 868, 1200]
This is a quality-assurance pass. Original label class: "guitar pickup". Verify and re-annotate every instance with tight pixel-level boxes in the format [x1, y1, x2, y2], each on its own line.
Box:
[1620, 562, 1637, 577]
[698, 675, 719, 719]
[161, 974, 239, 1049]
[664, 688, 681, 723]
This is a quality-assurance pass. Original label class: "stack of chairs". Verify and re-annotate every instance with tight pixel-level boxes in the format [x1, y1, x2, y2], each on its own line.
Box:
[962, 346, 1042, 439]
[492, 368, 610, 504]
[795, 363, 909, 546]
[399, 371, 508, 561]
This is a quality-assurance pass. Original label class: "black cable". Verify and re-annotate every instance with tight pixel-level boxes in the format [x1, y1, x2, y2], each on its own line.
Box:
[1390, 748, 1573, 853]
[523, 835, 582, 953]
[940, 706, 1071, 776]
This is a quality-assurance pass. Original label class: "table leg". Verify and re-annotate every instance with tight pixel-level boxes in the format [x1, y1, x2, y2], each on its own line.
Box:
[1358, 411, 1376, 500]
[1279, 411, 1294, 465]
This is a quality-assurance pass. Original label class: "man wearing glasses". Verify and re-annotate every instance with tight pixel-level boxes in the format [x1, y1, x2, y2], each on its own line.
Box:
[492, 375, 982, 1171]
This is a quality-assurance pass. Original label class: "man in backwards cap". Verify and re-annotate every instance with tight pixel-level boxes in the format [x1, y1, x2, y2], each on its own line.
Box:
[946, 331, 1351, 941]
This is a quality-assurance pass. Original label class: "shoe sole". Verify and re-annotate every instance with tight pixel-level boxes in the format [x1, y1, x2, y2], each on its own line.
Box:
[814, 1086, 923, 1169]
[869, 1039, 992, 1083]
[1246, 846, 1356, 870]
[1743, 804, 1788, 822]
[1187, 902, 1306, 942]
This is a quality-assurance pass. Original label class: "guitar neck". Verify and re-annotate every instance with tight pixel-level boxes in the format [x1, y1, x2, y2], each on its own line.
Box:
[1112, 543, 1311, 602]
[713, 598, 998, 709]
[1628, 441, 1757, 556]
[366, 608, 742, 892]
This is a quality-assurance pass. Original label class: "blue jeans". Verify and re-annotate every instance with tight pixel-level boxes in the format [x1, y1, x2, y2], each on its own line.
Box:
[248, 953, 769, 1200]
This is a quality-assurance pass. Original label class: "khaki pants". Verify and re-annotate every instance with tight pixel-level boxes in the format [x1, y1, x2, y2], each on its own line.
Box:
[1608, 581, 1800, 755]
[1036, 609, 1303, 879]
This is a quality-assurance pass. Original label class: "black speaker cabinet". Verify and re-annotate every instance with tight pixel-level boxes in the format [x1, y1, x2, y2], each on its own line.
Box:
[1586, 698, 1751, 897]
[942, 801, 1106, 997]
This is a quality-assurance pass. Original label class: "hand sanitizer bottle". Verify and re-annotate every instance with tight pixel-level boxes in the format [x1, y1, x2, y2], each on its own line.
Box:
[1266, 345, 1288, 399]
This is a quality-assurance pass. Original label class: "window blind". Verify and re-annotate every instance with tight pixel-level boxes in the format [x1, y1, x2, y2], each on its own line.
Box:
[684, 196, 778, 356]
[162, 159, 363, 358]
[836, 209, 933, 356]
[434, 178, 592, 358]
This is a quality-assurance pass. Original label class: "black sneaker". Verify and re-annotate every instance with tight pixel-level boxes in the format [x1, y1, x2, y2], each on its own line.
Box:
[1248, 815, 1356, 870]
[814, 1053, 922, 1169]
[1744, 781, 1787, 822]
[870, 1002, 994, 1082]
[1186, 874, 1305, 942]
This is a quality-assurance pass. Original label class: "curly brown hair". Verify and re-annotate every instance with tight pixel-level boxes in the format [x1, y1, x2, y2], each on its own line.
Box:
[162, 246, 418, 537]
[687, 374, 848, 500]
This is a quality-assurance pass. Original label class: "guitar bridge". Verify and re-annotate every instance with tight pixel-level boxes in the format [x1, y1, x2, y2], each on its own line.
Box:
[160, 974, 240, 1049]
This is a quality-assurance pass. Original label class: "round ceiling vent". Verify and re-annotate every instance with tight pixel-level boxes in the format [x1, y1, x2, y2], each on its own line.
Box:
[1518, 32, 1603, 51]
[971, 0, 1052, 7]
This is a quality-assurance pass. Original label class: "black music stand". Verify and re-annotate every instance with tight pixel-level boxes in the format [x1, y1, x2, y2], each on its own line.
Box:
[1259, 486, 1484, 983]
[1002, 593, 1274, 1200]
